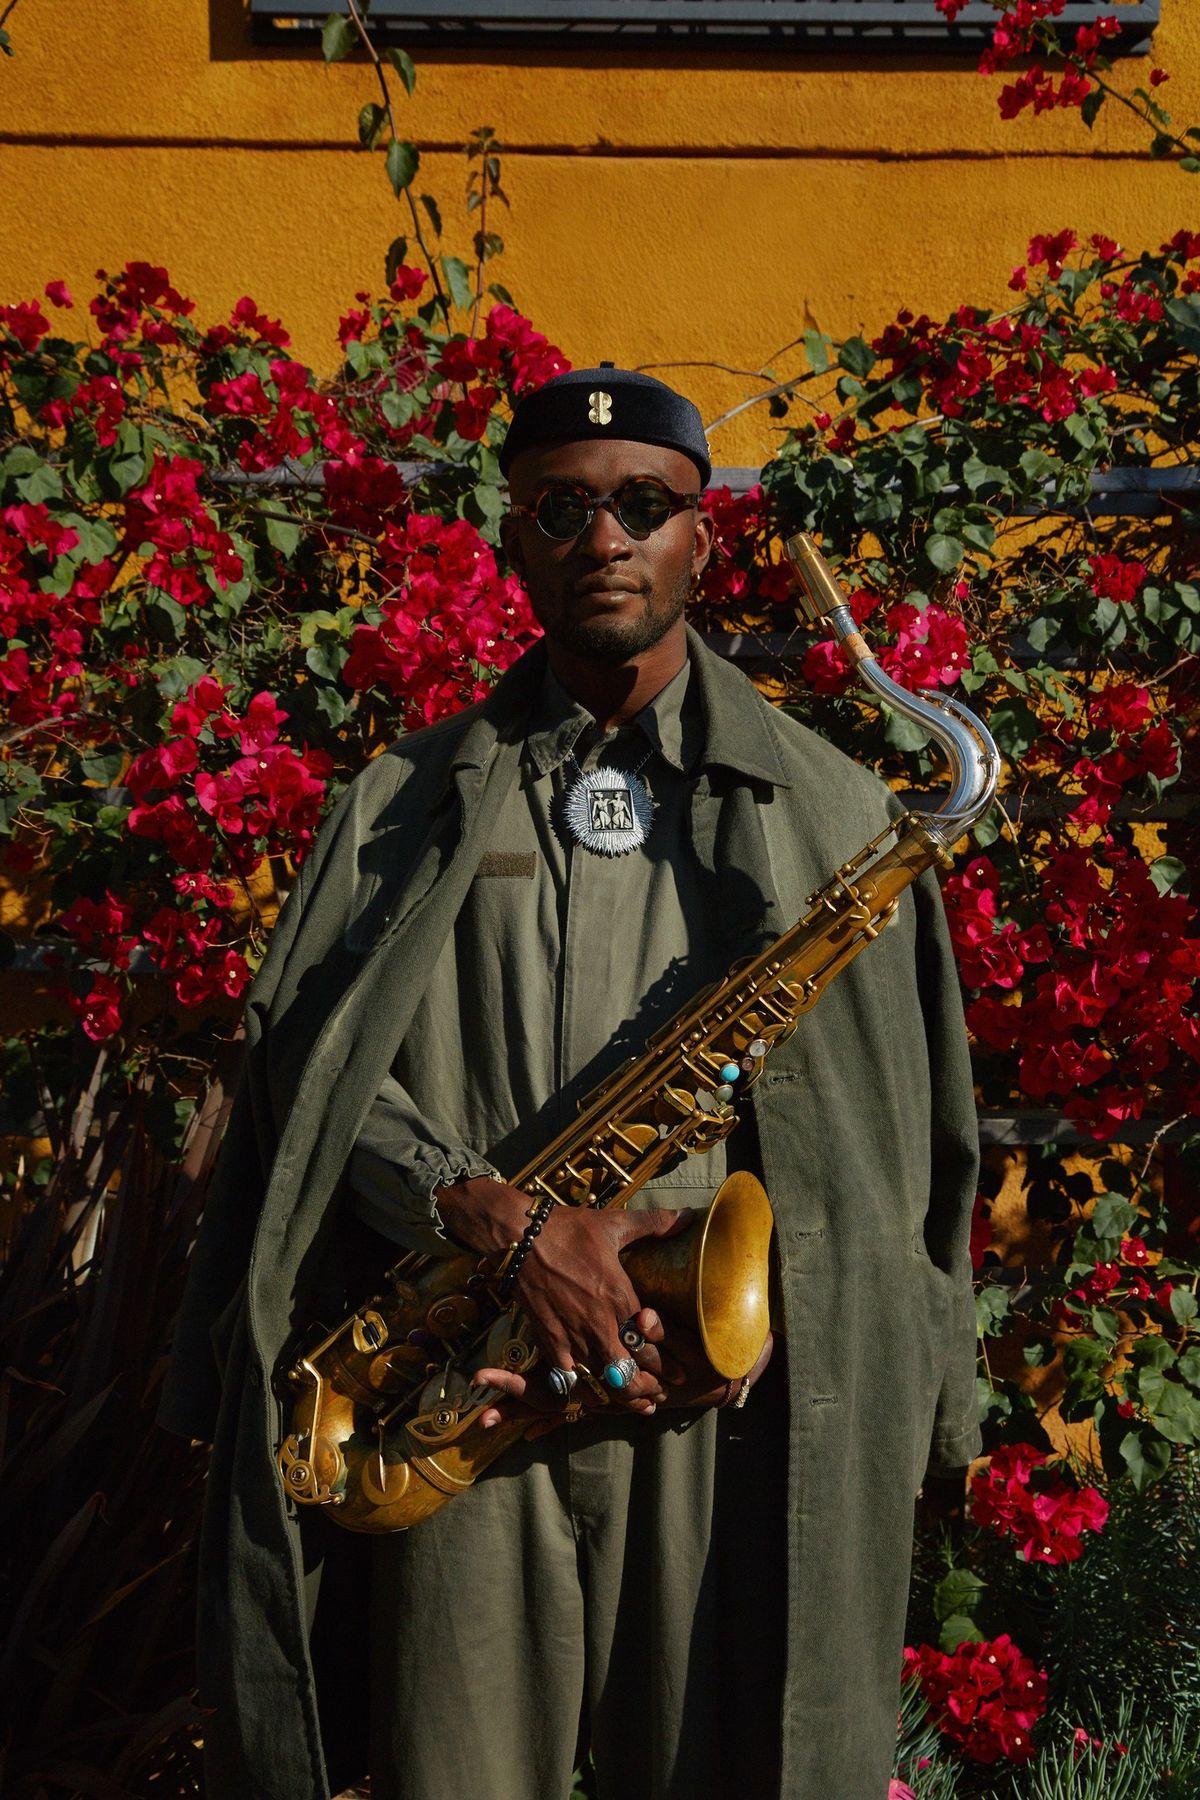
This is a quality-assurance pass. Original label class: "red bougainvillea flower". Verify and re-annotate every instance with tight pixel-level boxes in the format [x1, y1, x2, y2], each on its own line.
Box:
[124, 454, 244, 606]
[1087, 553, 1148, 604]
[0, 300, 51, 353]
[342, 511, 538, 729]
[970, 1444, 1109, 1564]
[903, 1635, 1047, 1763]
[389, 264, 427, 301]
[69, 972, 125, 1043]
[1028, 229, 1078, 281]
[229, 294, 291, 347]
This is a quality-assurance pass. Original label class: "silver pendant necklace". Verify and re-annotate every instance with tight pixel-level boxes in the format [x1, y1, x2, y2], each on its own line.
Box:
[559, 745, 656, 857]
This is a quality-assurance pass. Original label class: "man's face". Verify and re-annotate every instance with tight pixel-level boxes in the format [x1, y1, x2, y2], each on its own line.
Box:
[500, 438, 713, 665]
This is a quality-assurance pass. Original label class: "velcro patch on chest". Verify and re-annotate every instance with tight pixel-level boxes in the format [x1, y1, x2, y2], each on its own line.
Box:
[475, 850, 537, 879]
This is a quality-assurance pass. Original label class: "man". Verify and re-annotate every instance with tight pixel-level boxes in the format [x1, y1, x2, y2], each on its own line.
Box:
[159, 366, 981, 1800]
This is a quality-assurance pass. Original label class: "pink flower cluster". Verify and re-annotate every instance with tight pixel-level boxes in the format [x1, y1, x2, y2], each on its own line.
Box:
[802, 593, 968, 698]
[698, 485, 798, 613]
[125, 680, 329, 872]
[872, 241, 1135, 425]
[951, 842, 1200, 1138]
[124, 454, 243, 607]
[903, 1634, 1047, 1763]
[969, 1443, 1109, 1564]
[56, 874, 250, 1039]
[342, 512, 539, 729]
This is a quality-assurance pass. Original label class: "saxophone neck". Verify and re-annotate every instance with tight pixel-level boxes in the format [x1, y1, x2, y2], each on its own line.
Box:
[784, 532, 1000, 851]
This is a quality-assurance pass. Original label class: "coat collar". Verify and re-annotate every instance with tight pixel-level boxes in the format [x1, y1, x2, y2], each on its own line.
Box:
[446, 627, 791, 790]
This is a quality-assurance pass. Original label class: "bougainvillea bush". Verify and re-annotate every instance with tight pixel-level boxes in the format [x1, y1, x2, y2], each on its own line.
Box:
[692, 231, 1200, 1792]
[1, 233, 1198, 1792]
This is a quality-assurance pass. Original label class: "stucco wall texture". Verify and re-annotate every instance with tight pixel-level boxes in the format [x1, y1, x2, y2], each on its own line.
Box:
[2, 1, 1198, 467]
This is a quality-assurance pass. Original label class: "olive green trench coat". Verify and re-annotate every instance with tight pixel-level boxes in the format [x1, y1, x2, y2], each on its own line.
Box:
[158, 628, 981, 1800]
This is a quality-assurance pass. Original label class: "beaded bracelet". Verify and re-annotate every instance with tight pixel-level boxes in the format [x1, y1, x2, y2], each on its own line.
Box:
[496, 1195, 556, 1304]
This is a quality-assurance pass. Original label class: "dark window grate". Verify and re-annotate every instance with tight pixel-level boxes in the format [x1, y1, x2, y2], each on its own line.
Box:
[250, 0, 1159, 54]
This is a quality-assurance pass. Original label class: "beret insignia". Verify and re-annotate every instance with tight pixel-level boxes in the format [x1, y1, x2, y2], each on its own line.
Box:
[587, 389, 613, 426]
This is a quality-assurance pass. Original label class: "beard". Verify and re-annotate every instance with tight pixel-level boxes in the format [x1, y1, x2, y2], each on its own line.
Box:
[531, 561, 691, 664]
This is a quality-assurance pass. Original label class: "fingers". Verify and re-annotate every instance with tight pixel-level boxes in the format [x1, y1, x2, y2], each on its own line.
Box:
[613, 1205, 686, 1246]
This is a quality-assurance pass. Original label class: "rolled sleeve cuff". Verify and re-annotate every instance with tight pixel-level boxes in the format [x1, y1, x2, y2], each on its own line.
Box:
[348, 1138, 500, 1256]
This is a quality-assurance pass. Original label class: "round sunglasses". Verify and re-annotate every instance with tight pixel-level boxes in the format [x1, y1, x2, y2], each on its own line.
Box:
[509, 476, 701, 542]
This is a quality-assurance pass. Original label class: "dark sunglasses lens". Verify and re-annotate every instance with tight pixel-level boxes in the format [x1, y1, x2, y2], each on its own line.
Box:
[615, 481, 674, 536]
[535, 489, 591, 539]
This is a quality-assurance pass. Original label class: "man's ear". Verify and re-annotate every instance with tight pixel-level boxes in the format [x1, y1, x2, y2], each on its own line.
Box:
[691, 507, 715, 580]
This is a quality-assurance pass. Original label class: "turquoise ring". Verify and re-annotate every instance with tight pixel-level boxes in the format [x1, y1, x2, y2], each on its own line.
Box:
[604, 1355, 639, 1391]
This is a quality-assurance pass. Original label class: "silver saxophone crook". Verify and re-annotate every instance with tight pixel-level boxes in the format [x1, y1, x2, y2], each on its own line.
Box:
[785, 531, 1001, 848]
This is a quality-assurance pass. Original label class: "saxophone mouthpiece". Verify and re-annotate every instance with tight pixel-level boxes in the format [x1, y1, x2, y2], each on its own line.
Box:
[784, 532, 873, 667]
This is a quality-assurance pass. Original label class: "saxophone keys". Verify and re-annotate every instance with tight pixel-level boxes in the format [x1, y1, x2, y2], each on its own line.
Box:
[425, 1294, 481, 1339]
[351, 1309, 389, 1354]
[484, 1313, 536, 1373]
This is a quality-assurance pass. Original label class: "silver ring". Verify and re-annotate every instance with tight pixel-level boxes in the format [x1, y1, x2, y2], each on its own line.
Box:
[603, 1355, 639, 1391]
[619, 1316, 647, 1354]
[547, 1366, 578, 1401]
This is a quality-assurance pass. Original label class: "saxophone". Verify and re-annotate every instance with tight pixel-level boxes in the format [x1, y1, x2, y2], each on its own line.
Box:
[276, 533, 999, 1533]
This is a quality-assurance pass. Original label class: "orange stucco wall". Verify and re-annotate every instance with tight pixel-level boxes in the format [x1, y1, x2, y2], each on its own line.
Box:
[2, 1, 1197, 465]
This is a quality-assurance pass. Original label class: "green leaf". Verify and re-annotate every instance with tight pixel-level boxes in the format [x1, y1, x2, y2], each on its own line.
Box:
[70, 515, 119, 562]
[358, 102, 387, 150]
[1120, 1429, 1171, 1492]
[306, 641, 349, 682]
[1171, 1287, 1198, 1327]
[299, 608, 340, 647]
[78, 747, 126, 785]
[803, 328, 831, 374]
[925, 533, 963, 574]
[384, 238, 410, 289]
[470, 482, 504, 524]
[987, 699, 1040, 761]
[386, 139, 420, 197]
[882, 707, 931, 754]
[1143, 1376, 1200, 1445]
[838, 336, 875, 379]
[1177, 1347, 1200, 1390]
[420, 193, 443, 237]
[1018, 447, 1057, 485]
[1023, 1341, 1050, 1368]
[1165, 296, 1200, 354]
[1024, 615, 1059, 653]
[933, 1567, 985, 1625]
[1149, 855, 1188, 897]
[1132, 1334, 1177, 1374]
[381, 387, 417, 429]
[1181, 156, 1200, 175]
[1081, 88, 1105, 129]
[264, 511, 301, 559]
[976, 1286, 1010, 1338]
[387, 46, 417, 95]
[321, 12, 356, 62]
[971, 810, 999, 850]
[938, 1614, 985, 1652]
[1090, 1307, 1120, 1345]
[441, 255, 474, 312]
[1091, 1193, 1137, 1240]
[15, 461, 64, 504]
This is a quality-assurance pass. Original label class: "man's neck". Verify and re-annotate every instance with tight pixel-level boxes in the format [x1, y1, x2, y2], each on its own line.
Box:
[544, 626, 687, 730]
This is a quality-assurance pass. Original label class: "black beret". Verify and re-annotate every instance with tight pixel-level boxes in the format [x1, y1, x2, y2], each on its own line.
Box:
[499, 362, 711, 487]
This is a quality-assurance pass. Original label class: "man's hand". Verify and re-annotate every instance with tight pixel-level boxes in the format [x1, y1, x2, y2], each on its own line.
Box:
[434, 1176, 686, 1414]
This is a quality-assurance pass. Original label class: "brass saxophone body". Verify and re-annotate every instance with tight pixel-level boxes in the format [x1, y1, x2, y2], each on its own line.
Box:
[276, 534, 999, 1533]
